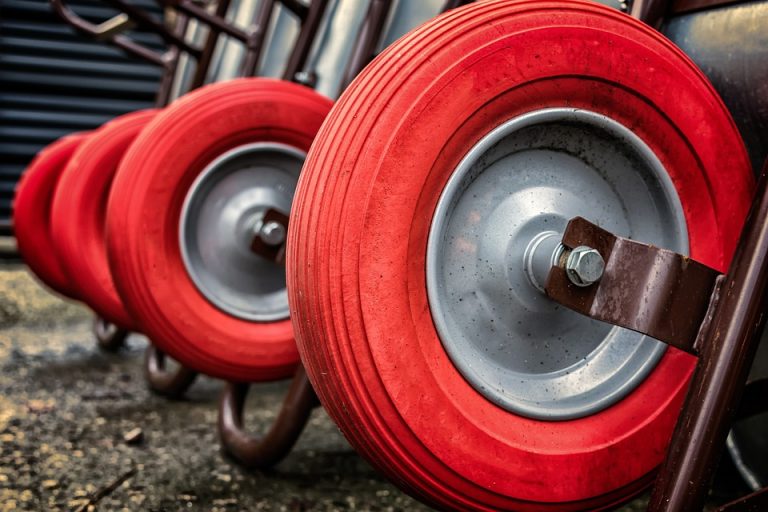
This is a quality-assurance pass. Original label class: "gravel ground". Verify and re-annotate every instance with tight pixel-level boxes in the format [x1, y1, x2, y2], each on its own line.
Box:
[0, 264, 746, 511]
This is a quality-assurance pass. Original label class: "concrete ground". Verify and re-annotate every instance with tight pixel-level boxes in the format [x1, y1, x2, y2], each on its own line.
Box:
[0, 264, 745, 511]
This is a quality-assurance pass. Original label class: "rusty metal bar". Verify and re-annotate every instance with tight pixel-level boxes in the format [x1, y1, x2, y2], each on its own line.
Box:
[144, 345, 198, 399]
[648, 166, 768, 511]
[100, 0, 203, 56]
[218, 366, 319, 469]
[281, 0, 309, 19]
[154, 13, 189, 107]
[282, 0, 330, 82]
[50, 0, 170, 65]
[189, 0, 233, 89]
[164, 0, 251, 42]
[545, 216, 720, 354]
[340, 0, 394, 90]
[239, 0, 277, 76]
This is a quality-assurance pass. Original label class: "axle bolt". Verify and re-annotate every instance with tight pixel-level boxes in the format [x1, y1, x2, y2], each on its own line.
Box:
[565, 246, 605, 287]
[259, 221, 287, 246]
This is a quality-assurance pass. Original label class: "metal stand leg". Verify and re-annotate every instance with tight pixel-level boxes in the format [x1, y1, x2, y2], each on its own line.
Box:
[218, 365, 319, 469]
[144, 344, 198, 399]
[648, 169, 768, 511]
[93, 316, 128, 351]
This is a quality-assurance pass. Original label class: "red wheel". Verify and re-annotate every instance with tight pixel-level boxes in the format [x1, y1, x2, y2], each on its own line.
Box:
[52, 110, 157, 330]
[13, 133, 90, 300]
[287, 1, 754, 510]
[107, 78, 333, 381]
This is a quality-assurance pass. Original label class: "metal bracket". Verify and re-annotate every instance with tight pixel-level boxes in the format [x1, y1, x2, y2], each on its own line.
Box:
[545, 216, 721, 355]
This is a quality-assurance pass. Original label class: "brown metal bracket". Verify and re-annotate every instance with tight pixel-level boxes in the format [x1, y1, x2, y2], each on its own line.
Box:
[218, 366, 320, 469]
[93, 316, 129, 352]
[545, 216, 721, 355]
[144, 345, 198, 399]
[544, 161, 768, 511]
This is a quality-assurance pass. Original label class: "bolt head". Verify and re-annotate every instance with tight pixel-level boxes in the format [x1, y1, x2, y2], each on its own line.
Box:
[566, 246, 605, 287]
[260, 220, 287, 246]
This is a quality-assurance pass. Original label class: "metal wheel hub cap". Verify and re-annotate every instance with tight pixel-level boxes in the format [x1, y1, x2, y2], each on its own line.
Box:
[180, 142, 305, 321]
[426, 108, 689, 420]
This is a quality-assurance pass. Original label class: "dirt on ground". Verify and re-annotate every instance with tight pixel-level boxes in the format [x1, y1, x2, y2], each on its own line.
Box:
[0, 264, 742, 511]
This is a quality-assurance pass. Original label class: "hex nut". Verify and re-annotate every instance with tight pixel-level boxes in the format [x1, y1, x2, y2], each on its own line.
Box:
[566, 246, 605, 287]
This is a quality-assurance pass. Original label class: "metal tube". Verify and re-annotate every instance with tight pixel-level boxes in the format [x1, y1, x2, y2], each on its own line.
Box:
[50, 0, 169, 65]
[155, 13, 190, 107]
[101, 0, 202, 56]
[144, 345, 198, 399]
[340, 0, 393, 91]
[239, 0, 276, 77]
[282, 0, 330, 82]
[218, 366, 319, 468]
[649, 163, 768, 511]
[168, 0, 251, 42]
[189, 0, 233, 89]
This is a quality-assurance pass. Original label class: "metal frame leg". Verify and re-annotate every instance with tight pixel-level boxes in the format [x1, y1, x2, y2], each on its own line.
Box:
[218, 366, 319, 469]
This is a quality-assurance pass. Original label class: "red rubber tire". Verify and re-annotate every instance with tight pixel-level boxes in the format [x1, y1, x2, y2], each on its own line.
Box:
[107, 78, 333, 381]
[287, 1, 754, 511]
[52, 110, 157, 330]
[13, 133, 90, 300]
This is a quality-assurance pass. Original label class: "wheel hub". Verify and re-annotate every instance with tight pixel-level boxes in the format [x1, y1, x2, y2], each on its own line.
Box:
[426, 108, 688, 420]
[180, 142, 305, 322]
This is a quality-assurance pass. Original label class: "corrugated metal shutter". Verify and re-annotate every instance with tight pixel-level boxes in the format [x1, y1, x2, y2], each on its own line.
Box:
[0, 0, 165, 239]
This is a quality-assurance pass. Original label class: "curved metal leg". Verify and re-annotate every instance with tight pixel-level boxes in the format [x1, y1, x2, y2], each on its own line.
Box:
[144, 345, 198, 399]
[93, 316, 128, 352]
[218, 365, 319, 469]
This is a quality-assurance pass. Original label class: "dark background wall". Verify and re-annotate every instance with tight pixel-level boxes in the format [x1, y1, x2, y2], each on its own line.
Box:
[0, 0, 165, 237]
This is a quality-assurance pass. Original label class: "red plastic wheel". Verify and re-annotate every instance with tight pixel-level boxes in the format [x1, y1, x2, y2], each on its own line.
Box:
[52, 110, 157, 330]
[107, 78, 333, 382]
[287, 1, 754, 510]
[13, 133, 90, 300]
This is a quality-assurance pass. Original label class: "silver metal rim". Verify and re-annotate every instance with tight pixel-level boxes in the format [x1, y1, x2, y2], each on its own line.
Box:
[426, 108, 689, 420]
[179, 142, 305, 322]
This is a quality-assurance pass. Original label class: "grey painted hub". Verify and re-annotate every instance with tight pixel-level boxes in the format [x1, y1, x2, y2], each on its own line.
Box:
[180, 142, 305, 322]
[426, 108, 688, 420]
